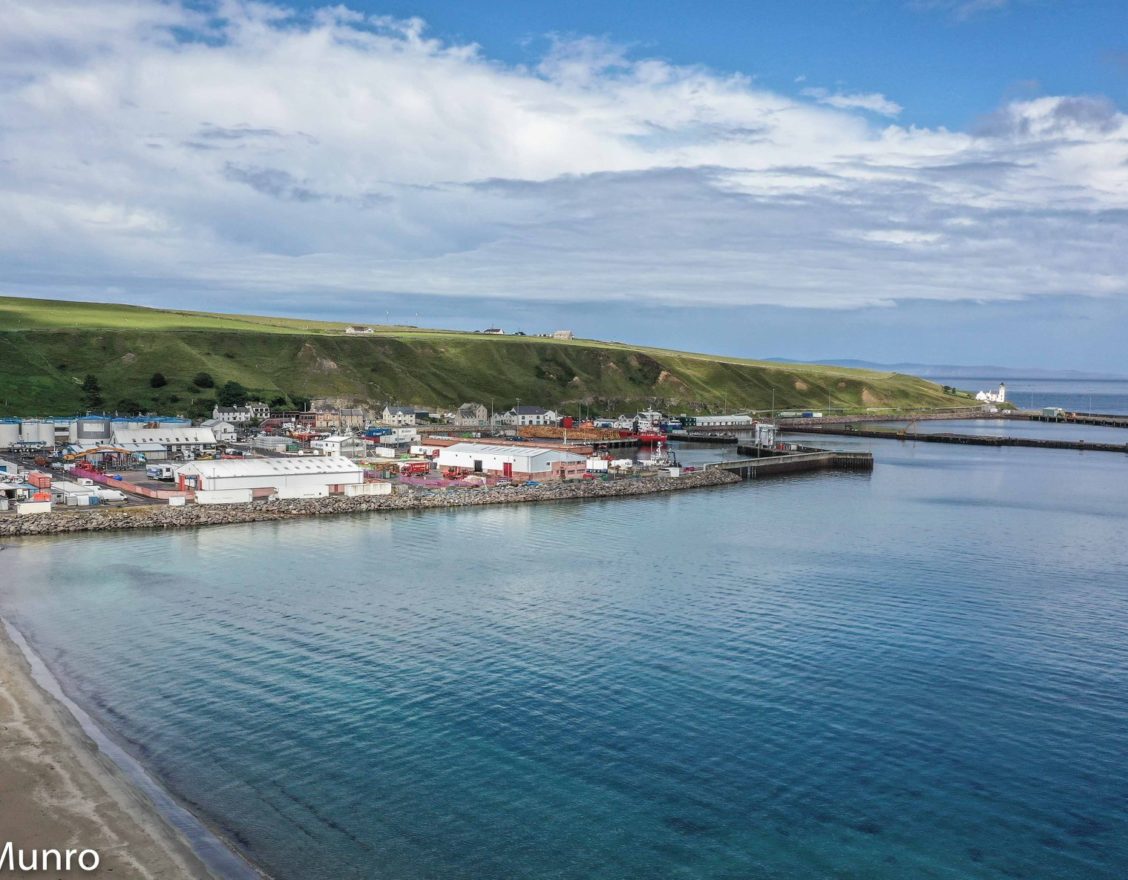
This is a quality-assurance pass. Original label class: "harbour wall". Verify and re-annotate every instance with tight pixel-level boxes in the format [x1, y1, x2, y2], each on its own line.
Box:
[0, 469, 741, 538]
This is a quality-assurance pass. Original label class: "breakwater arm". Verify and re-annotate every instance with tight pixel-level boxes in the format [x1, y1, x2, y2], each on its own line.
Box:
[792, 426, 1128, 453]
[0, 470, 741, 538]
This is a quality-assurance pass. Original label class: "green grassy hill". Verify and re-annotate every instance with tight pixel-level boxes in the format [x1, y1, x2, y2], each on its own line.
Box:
[0, 295, 966, 418]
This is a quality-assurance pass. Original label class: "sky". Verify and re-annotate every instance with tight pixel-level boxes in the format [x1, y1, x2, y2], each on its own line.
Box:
[2, 0, 1128, 370]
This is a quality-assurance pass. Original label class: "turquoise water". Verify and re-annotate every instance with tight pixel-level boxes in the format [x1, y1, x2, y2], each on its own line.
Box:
[2, 439, 1128, 879]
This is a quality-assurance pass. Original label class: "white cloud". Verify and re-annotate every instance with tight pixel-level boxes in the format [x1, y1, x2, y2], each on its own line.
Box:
[1, 0, 1127, 314]
[801, 87, 903, 117]
[908, 0, 1012, 21]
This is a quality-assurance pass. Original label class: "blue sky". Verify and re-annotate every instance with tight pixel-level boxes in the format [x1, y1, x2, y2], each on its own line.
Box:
[3, 0, 1128, 370]
[324, 0, 1128, 130]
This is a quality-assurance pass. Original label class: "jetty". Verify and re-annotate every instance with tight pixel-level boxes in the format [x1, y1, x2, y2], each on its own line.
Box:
[791, 426, 1128, 454]
[668, 431, 738, 444]
[1006, 410, 1128, 429]
[708, 446, 873, 480]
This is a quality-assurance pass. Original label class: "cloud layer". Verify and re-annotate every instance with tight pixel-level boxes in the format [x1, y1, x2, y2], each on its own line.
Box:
[2, 0, 1128, 314]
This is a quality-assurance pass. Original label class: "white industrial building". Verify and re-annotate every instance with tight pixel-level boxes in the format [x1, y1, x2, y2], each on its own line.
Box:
[436, 442, 586, 481]
[49, 479, 99, 507]
[693, 414, 756, 428]
[111, 426, 217, 459]
[200, 418, 239, 443]
[311, 435, 367, 458]
[176, 456, 365, 503]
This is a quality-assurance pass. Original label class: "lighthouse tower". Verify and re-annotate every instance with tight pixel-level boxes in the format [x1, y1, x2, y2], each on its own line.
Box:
[997, 382, 1006, 403]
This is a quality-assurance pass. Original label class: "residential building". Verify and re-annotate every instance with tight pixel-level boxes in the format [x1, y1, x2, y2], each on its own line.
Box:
[493, 405, 559, 427]
[552, 329, 574, 340]
[436, 442, 586, 481]
[344, 325, 374, 335]
[454, 402, 489, 427]
[213, 401, 270, 422]
[382, 405, 417, 426]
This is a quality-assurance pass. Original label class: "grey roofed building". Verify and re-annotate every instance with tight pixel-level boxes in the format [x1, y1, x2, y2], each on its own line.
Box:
[382, 405, 418, 426]
[455, 402, 489, 427]
[493, 405, 560, 427]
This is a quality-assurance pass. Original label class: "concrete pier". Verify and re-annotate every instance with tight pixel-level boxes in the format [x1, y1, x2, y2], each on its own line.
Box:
[792, 426, 1128, 454]
[708, 449, 874, 479]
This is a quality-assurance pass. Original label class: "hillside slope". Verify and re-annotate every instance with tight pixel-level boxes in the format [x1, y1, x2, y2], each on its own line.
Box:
[0, 297, 962, 417]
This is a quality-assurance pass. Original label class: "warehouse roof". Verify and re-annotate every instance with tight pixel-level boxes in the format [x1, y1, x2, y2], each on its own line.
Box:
[176, 456, 363, 479]
[442, 442, 583, 461]
[112, 427, 218, 445]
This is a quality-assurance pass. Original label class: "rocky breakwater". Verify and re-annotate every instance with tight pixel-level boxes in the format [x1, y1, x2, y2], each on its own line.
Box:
[0, 470, 741, 538]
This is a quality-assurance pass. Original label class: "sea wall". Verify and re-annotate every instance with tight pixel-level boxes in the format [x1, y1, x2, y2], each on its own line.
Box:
[0, 470, 741, 537]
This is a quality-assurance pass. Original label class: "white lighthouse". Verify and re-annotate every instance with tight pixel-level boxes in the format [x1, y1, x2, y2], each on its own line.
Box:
[975, 382, 1007, 404]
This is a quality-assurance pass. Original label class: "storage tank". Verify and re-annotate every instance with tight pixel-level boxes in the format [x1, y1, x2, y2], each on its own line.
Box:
[19, 419, 56, 447]
[0, 418, 20, 449]
[75, 416, 112, 443]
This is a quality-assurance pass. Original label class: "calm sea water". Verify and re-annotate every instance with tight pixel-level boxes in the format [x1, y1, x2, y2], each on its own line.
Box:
[869, 419, 1128, 444]
[934, 376, 1128, 415]
[2, 394, 1128, 879]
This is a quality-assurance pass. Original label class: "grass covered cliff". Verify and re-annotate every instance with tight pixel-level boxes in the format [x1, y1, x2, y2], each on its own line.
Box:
[0, 296, 962, 417]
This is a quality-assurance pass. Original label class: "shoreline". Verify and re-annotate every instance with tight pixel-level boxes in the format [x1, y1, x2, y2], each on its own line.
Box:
[0, 469, 742, 538]
[0, 615, 262, 879]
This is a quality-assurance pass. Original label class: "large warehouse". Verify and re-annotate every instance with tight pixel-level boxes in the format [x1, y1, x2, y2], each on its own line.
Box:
[176, 456, 364, 502]
[436, 442, 586, 481]
[111, 426, 217, 460]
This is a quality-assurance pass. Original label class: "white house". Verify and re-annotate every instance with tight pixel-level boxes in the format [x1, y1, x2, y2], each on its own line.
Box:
[436, 442, 586, 481]
[344, 325, 374, 335]
[382, 405, 417, 426]
[200, 418, 238, 443]
[212, 401, 270, 422]
[111, 426, 217, 459]
[175, 456, 364, 502]
[552, 329, 574, 340]
[493, 405, 559, 427]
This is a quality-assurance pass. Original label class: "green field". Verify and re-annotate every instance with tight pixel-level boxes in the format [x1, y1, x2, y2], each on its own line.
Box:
[0, 295, 967, 417]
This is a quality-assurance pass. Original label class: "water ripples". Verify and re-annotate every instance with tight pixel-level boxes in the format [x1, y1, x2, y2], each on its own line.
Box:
[2, 442, 1127, 879]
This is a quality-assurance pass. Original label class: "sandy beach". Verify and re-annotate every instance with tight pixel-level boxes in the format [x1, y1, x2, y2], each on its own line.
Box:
[0, 620, 221, 879]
